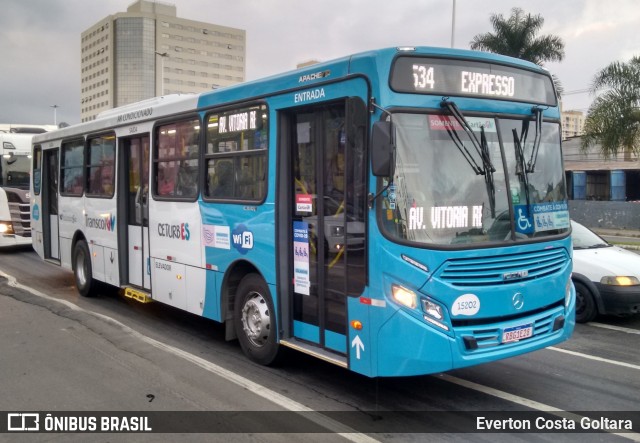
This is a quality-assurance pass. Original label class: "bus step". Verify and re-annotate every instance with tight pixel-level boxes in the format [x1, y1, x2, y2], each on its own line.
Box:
[279, 338, 347, 368]
[123, 287, 153, 304]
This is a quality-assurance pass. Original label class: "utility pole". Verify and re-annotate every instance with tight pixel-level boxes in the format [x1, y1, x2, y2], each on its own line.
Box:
[451, 0, 456, 48]
[155, 52, 169, 96]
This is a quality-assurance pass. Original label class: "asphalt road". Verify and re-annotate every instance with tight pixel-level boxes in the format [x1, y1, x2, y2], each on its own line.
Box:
[1, 246, 639, 442]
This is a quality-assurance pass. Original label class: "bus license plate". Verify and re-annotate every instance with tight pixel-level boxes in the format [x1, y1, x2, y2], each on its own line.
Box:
[501, 324, 533, 343]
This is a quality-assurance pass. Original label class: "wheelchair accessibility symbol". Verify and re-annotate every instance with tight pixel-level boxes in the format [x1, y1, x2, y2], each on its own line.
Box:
[514, 206, 534, 234]
[517, 208, 531, 231]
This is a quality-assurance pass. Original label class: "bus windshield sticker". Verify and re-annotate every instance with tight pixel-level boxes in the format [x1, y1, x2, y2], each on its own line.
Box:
[293, 221, 310, 295]
[452, 293, 480, 316]
[516, 202, 570, 233]
[428, 115, 497, 133]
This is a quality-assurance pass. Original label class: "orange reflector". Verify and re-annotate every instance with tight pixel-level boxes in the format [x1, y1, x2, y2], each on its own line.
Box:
[351, 320, 363, 330]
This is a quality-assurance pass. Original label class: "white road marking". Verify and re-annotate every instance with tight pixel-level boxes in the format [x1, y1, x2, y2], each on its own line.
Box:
[549, 347, 640, 371]
[1, 271, 379, 443]
[589, 322, 640, 335]
[440, 374, 640, 442]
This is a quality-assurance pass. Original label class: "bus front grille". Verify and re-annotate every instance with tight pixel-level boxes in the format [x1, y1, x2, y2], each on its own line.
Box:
[9, 202, 31, 237]
[438, 247, 568, 287]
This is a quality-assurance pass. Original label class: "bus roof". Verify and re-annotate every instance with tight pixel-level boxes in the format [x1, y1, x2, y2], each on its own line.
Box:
[0, 131, 37, 152]
[33, 47, 553, 144]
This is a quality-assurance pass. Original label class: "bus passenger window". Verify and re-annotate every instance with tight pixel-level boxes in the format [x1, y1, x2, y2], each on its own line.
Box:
[60, 139, 85, 196]
[154, 118, 200, 199]
[203, 104, 268, 202]
[87, 134, 115, 197]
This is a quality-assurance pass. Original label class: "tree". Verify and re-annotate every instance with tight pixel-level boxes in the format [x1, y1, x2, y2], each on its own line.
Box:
[581, 56, 640, 158]
[470, 8, 565, 65]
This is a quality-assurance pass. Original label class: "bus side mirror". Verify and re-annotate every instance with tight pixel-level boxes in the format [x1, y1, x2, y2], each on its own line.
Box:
[371, 121, 395, 177]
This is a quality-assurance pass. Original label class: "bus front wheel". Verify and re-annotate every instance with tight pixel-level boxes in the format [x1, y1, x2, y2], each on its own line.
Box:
[73, 240, 97, 297]
[234, 273, 280, 365]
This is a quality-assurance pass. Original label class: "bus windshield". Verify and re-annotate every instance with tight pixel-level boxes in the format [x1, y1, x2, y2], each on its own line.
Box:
[1, 155, 31, 189]
[381, 112, 569, 246]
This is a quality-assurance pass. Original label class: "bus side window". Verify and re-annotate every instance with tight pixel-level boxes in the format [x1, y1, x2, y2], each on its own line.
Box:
[203, 104, 268, 202]
[33, 146, 42, 194]
[154, 118, 200, 199]
[60, 139, 85, 196]
[86, 134, 115, 197]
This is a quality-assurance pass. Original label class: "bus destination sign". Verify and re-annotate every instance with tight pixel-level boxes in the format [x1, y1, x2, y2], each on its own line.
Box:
[390, 56, 556, 105]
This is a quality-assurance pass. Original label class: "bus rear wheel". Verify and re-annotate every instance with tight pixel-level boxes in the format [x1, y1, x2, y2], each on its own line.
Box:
[73, 240, 97, 297]
[234, 273, 280, 365]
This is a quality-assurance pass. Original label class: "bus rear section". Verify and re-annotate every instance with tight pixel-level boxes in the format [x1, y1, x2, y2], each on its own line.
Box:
[0, 132, 33, 247]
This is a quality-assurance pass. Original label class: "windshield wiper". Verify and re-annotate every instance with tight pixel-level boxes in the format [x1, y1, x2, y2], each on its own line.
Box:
[441, 99, 495, 175]
[513, 128, 531, 209]
[526, 107, 543, 173]
[441, 98, 496, 217]
[480, 127, 496, 218]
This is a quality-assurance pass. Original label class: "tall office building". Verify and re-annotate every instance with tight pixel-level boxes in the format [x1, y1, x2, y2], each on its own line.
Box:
[561, 110, 585, 140]
[80, 0, 246, 122]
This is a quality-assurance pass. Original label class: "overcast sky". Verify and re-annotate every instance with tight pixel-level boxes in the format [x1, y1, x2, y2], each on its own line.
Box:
[1, 0, 638, 125]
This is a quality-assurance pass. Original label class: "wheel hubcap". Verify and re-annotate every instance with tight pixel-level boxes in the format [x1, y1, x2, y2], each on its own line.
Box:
[241, 292, 270, 347]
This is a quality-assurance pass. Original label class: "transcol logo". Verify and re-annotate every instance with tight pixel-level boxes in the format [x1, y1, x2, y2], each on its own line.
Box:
[85, 213, 116, 232]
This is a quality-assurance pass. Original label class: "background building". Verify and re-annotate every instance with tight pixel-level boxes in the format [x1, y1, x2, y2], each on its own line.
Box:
[563, 136, 640, 202]
[81, 0, 246, 122]
[561, 109, 585, 140]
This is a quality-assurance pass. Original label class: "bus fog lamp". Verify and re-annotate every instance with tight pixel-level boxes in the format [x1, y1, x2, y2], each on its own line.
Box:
[391, 285, 417, 309]
[600, 276, 640, 286]
[422, 299, 443, 320]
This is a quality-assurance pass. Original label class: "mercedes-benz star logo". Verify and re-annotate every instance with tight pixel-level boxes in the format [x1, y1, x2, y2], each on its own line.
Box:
[512, 292, 525, 310]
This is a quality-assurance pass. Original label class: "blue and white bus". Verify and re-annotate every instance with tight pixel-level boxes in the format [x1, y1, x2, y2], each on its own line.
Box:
[31, 47, 574, 377]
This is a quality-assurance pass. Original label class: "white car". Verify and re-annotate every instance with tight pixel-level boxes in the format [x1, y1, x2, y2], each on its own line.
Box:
[571, 220, 640, 323]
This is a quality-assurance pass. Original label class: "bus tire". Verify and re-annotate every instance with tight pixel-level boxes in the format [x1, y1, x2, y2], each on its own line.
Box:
[574, 280, 596, 323]
[234, 273, 280, 365]
[73, 240, 97, 297]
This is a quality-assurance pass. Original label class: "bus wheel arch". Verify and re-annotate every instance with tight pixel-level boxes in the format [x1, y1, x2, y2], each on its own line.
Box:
[233, 272, 280, 365]
[220, 261, 280, 365]
[221, 260, 260, 341]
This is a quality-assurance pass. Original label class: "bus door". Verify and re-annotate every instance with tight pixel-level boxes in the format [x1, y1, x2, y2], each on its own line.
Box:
[42, 149, 59, 260]
[288, 99, 367, 355]
[121, 135, 151, 289]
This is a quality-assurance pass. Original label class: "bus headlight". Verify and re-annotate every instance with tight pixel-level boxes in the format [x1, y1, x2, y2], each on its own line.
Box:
[565, 279, 572, 307]
[391, 284, 417, 309]
[0, 222, 14, 235]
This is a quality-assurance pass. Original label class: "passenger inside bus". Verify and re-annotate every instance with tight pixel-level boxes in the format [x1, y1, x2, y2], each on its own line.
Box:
[211, 160, 233, 197]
